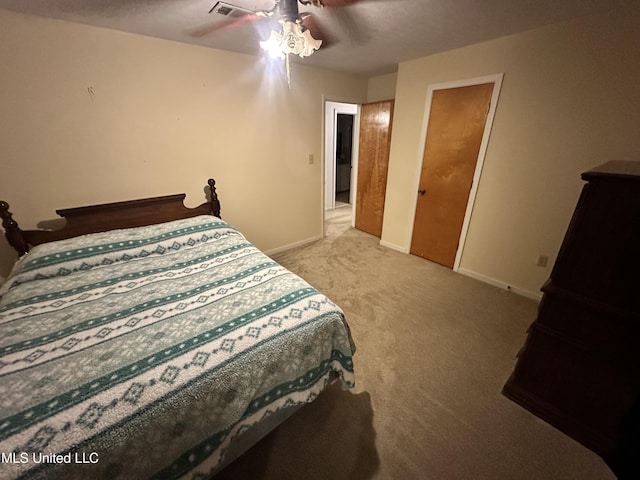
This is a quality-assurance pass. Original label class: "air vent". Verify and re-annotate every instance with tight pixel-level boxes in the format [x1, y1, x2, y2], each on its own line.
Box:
[209, 2, 254, 18]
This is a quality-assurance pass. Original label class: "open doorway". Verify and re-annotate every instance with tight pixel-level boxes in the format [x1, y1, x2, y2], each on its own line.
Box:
[335, 113, 354, 206]
[324, 101, 358, 214]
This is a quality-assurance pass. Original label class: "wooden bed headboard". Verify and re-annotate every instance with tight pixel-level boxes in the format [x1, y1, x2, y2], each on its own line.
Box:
[0, 178, 221, 256]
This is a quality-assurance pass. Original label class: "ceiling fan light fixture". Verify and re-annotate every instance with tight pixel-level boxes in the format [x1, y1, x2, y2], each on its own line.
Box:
[260, 20, 322, 59]
[259, 30, 286, 59]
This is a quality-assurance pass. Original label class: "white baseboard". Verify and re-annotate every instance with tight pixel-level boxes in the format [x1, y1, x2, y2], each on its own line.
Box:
[379, 239, 409, 254]
[266, 235, 543, 302]
[265, 235, 324, 256]
[456, 268, 543, 301]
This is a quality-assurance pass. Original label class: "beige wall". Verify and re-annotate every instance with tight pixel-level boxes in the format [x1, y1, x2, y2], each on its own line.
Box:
[381, 4, 640, 298]
[367, 73, 397, 102]
[3, 6, 639, 297]
[0, 9, 367, 277]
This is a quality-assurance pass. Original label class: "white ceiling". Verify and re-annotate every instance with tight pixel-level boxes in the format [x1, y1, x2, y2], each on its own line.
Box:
[0, 0, 628, 77]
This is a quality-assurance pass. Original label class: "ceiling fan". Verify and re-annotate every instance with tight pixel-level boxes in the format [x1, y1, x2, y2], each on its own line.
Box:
[192, 0, 373, 59]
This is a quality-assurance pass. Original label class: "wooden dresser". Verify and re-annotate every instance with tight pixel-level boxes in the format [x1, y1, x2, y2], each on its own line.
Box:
[503, 161, 640, 478]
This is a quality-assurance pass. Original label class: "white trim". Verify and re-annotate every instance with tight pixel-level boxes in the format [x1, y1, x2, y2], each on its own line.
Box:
[408, 73, 504, 271]
[264, 235, 323, 256]
[350, 106, 361, 228]
[321, 95, 328, 239]
[323, 101, 358, 212]
[453, 74, 503, 271]
[323, 101, 337, 211]
[379, 239, 409, 254]
[457, 268, 543, 301]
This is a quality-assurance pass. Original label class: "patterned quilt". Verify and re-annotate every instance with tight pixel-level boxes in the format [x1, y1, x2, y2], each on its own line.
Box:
[0, 215, 355, 479]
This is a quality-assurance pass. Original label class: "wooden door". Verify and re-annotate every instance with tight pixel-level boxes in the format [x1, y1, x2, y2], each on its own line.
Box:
[355, 100, 394, 237]
[410, 83, 494, 267]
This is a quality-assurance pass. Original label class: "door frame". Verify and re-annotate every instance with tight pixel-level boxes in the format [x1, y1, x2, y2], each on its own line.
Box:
[323, 100, 359, 213]
[409, 73, 503, 271]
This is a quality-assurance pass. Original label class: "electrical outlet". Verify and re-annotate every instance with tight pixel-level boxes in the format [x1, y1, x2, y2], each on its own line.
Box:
[308, 153, 314, 164]
[536, 255, 549, 267]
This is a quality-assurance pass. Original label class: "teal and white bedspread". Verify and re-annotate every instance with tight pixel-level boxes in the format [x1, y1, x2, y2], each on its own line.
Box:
[0, 215, 355, 479]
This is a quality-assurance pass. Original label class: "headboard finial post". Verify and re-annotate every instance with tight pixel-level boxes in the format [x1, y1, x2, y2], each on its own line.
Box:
[0, 201, 29, 256]
[208, 178, 221, 218]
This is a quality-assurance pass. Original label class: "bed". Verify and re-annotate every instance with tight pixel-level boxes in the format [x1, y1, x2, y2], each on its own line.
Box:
[0, 180, 356, 479]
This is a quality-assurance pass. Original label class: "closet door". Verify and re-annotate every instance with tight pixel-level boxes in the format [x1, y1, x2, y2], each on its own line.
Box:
[355, 100, 394, 237]
[410, 83, 494, 268]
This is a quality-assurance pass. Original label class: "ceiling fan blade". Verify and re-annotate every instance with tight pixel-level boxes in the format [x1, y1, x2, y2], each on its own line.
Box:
[319, 0, 397, 6]
[188, 13, 262, 38]
[317, 0, 357, 5]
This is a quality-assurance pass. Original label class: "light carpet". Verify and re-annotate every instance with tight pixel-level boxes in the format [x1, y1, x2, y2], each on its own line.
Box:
[216, 206, 615, 480]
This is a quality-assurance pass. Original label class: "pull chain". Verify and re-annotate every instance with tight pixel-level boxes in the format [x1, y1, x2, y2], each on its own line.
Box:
[286, 53, 291, 88]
